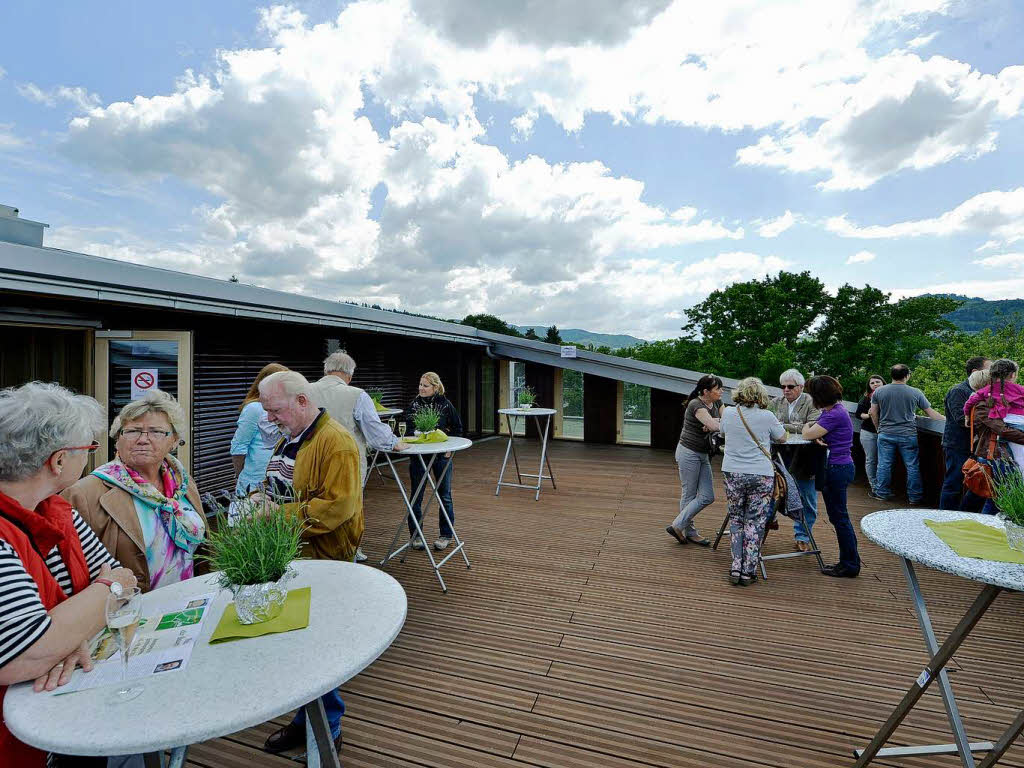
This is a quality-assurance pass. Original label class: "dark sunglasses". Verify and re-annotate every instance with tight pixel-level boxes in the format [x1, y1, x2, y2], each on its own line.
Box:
[781, 384, 800, 390]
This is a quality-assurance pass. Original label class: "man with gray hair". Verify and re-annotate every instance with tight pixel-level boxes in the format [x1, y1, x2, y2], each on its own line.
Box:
[769, 369, 821, 551]
[311, 351, 407, 563]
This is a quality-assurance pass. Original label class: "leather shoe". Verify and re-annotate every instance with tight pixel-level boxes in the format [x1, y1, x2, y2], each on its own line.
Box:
[685, 531, 711, 547]
[265, 722, 304, 753]
[665, 526, 687, 545]
[822, 563, 860, 578]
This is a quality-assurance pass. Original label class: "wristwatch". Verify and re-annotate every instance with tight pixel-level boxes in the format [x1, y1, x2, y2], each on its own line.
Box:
[94, 578, 124, 597]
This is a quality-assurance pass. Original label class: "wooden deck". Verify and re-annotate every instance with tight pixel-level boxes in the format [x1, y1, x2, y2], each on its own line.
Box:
[183, 438, 1023, 768]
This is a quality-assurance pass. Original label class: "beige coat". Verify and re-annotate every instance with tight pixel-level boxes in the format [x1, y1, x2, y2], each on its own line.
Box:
[310, 375, 368, 482]
[62, 474, 203, 592]
[770, 392, 821, 434]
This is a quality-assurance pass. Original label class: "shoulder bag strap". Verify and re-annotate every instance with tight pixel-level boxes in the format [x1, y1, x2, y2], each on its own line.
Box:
[736, 406, 774, 463]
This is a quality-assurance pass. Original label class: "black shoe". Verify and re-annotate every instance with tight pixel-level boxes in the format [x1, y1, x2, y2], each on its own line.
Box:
[666, 526, 687, 545]
[265, 722, 305, 753]
[685, 531, 711, 546]
[822, 563, 860, 578]
[907, 500, 927, 507]
[739, 572, 757, 586]
[868, 490, 888, 501]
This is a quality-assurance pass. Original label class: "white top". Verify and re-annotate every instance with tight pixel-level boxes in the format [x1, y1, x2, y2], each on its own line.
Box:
[388, 436, 473, 456]
[3, 561, 407, 756]
[498, 408, 556, 416]
[861, 509, 1024, 591]
[719, 405, 786, 476]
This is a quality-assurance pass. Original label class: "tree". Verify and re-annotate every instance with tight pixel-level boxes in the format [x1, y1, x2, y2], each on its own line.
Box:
[544, 325, 563, 344]
[911, 325, 1024, 405]
[461, 313, 522, 337]
[681, 271, 828, 377]
[614, 338, 703, 370]
[524, 328, 540, 340]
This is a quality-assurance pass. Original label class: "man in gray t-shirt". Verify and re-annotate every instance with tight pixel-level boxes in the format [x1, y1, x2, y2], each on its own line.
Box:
[869, 365, 944, 503]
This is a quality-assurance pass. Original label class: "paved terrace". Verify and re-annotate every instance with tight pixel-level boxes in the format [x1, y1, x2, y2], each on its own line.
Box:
[181, 439, 1022, 768]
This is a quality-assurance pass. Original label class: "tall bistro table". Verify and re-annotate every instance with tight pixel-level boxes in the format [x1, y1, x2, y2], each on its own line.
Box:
[712, 436, 826, 578]
[4, 560, 407, 768]
[495, 407, 557, 501]
[363, 407, 404, 489]
[378, 436, 472, 592]
[856, 509, 1024, 768]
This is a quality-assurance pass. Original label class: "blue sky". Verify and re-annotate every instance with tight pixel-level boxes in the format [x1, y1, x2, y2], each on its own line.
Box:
[2, 0, 1023, 338]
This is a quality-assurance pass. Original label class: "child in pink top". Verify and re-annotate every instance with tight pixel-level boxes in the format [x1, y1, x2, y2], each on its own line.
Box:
[965, 362, 1024, 467]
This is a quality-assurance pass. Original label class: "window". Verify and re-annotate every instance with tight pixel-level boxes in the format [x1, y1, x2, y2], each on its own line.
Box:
[621, 382, 651, 445]
[561, 368, 584, 440]
[509, 361, 526, 435]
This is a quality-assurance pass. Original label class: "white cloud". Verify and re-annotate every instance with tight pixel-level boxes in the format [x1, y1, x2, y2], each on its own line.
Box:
[510, 110, 538, 142]
[17, 82, 101, 111]
[907, 32, 938, 49]
[894, 277, 1024, 302]
[736, 54, 1024, 190]
[846, 250, 876, 264]
[826, 187, 1024, 245]
[971, 253, 1024, 270]
[0, 123, 24, 150]
[756, 210, 796, 238]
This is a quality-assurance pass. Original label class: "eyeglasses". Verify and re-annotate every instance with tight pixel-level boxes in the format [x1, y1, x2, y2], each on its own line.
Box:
[58, 441, 101, 454]
[781, 384, 800, 390]
[120, 428, 173, 440]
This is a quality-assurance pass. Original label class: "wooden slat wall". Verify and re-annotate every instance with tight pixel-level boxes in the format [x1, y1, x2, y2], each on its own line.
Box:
[178, 440, 1024, 768]
[650, 387, 685, 450]
[583, 373, 618, 443]
[524, 362, 556, 439]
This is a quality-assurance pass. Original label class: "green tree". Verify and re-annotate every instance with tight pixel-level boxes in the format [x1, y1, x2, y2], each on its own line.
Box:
[524, 328, 540, 340]
[545, 325, 563, 344]
[614, 338, 704, 370]
[461, 313, 522, 337]
[681, 271, 828, 377]
[912, 325, 1024, 405]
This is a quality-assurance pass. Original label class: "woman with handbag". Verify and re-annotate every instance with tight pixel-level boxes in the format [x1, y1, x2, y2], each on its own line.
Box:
[801, 376, 860, 578]
[666, 375, 723, 547]
[718, 377, 787, 585]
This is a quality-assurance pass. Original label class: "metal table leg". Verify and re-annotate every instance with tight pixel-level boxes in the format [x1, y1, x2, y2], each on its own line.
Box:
[497, 414, 555, 499]
[518, 413, 557, 500]
[853, 575, 1002, 767]
[420, 453, 471, 574]
[303, 697, 341, 768]
[977, 710, 1024, 768]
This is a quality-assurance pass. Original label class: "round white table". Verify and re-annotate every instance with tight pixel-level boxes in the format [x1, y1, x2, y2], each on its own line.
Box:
[3, 561, 406, 767]
[855, 510, 1024, 768]
[363, 408, 405, 489]
[378, 437, 473, 593]
[495, 407, 558, 501]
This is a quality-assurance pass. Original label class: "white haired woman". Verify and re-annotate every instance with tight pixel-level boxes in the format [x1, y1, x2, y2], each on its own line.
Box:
[0, 382, 137, 767]
[718, 377, 787, 586]
[64, 390, 204, 592]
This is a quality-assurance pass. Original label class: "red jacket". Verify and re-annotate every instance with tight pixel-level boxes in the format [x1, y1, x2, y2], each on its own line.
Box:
[0, 492, 91, 768]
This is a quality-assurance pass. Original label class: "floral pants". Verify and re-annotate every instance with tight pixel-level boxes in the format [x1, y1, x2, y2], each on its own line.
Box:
[723, 471, 775, 575]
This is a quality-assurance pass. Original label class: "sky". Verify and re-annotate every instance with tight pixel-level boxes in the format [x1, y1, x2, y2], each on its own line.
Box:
[1, 0, 1023, 340]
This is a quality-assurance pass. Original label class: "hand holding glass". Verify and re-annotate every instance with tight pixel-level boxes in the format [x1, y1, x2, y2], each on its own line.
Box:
[105, 587, 144, 702]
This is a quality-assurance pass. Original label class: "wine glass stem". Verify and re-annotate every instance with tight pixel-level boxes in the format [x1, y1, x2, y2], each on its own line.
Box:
[120, 641, 129, 693]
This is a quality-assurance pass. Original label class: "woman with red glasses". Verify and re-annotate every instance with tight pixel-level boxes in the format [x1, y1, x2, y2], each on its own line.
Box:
[0, 382, 138, 767]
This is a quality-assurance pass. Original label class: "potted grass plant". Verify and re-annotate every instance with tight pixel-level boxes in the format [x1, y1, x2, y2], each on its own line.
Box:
[992, 464, 1024, 552]
[200, 498, 305, 623]
[413, 404, 442, 436]
[517, 385, 536, 409]
[367, 388, 387, 412]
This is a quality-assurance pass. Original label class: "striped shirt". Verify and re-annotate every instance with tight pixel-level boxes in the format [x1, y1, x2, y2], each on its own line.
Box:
[264, 410, 326, 501]
[0, 511, 119, 669]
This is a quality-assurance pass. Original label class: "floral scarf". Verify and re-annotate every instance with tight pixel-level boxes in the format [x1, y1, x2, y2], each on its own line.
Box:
[93, 454, 204, 554]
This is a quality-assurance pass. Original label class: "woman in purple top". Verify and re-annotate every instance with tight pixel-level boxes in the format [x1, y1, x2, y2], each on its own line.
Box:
[802, 376, 860, 578]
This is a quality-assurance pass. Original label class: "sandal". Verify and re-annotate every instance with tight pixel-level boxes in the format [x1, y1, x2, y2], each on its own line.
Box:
[729, 570, 742, 586]
[740, 572, 757, 586]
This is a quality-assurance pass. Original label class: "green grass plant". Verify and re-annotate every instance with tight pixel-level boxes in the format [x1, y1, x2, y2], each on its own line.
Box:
[517, 385, 536, 405]
[367, 388, 385, 404]
[200, 499, 305, 588]
[413, 404, 442, 433]
[993, 463, 1024, 526]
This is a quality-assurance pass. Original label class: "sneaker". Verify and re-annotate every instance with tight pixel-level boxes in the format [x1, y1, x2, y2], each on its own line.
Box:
[355, 547, 368, 563]
[410, 536, 426, 550]
[434, 536, 451, 551]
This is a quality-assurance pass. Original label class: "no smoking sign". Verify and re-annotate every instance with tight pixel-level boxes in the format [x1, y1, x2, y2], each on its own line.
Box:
[130, 368, 159, 400]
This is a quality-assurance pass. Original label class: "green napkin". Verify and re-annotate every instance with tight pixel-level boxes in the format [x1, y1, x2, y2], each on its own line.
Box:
[406, 429, 447, 444]
[373, 401, 388, 413]
[924, 519, 1024, 564]
[209, 587, 311, 643]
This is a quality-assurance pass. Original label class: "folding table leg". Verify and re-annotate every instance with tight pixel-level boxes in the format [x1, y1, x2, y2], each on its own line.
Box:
[304, 697, 341, 768]
[378, 455, 448, 590]
[977, 710, 1024, 768]
[711, 510, 729, 550]
[422, 455, 471, 572]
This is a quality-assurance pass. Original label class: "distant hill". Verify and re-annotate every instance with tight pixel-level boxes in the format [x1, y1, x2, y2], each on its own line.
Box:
[515, 326, 646, 349]
[935, 295, 1024, 333]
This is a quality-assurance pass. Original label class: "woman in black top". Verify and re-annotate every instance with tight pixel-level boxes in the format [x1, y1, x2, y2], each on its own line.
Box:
[666, 374, 723, 546]
[855, 374, 885, 494]
[405, 372, 463, 552]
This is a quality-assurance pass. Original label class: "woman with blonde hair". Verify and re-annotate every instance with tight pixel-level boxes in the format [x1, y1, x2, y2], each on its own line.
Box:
[718, 377, 787, 586]
[404, 372, 463, 551]
[64, 390, 204, 591]
[230, 363, 287, 497]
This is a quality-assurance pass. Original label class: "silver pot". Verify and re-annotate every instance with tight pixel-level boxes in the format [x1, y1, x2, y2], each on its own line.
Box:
[231, 567, 295, 624]
[1004, 518, 1024, 553]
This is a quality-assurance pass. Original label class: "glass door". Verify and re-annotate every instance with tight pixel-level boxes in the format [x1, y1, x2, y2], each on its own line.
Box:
[94, 331, 192, 472]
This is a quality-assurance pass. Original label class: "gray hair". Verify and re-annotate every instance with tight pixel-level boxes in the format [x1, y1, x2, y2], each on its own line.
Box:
[779, 369, 805, 387]
[259, 370, 312, 399]
[0, 381, 106, 481]
[323, 351, 356, 376]
[110, 389, 188, 441]
[968, 368, 991, 391]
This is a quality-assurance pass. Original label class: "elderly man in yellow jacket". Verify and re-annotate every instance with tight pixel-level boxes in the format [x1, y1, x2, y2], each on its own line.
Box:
[254, 369, 361, 757]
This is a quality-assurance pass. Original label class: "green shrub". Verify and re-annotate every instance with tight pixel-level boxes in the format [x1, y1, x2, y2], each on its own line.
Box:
[993, 464, 1024, 527]
[517, 385, 536, 405]
[199, 499, 305, 588]
[413, 404, 442, 433]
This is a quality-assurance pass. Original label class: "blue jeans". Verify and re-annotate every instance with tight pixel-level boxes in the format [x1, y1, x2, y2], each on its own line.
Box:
[822, 462, 860, 571]
[875, 433, 923, 502]
[291, 689, 345, 738]
[939, 446, 984, 512]
[791, 474, 818, 542]
[672, 444, 715, 534]
[409, 455, 454, 538]
[859, 430, 878, 490]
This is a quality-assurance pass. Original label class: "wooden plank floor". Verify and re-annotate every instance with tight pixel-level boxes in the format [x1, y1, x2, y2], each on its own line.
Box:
[182, 438, 1023, 768]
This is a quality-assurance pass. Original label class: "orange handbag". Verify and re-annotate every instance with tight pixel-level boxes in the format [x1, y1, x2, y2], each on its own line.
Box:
[962, 407, 997, 498]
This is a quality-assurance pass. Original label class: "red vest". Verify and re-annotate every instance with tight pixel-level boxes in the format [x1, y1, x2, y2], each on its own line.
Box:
[0, 492, 91, 768]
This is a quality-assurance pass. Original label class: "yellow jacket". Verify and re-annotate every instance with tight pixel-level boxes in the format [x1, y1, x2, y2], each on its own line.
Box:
[280, 414, 364, 561]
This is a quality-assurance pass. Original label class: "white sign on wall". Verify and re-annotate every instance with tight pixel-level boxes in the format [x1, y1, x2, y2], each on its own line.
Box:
[560, 346, 578, 358]
[130, 368, 159, 400]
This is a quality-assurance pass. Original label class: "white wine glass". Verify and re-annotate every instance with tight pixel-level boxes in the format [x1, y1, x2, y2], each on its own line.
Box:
[387, 417, 397, 434]
[105, 587, 144, 702]
[398, 422, 407, 438]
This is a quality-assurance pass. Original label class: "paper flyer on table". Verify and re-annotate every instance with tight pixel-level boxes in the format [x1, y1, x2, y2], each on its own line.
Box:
[52, 591, 218, 695]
